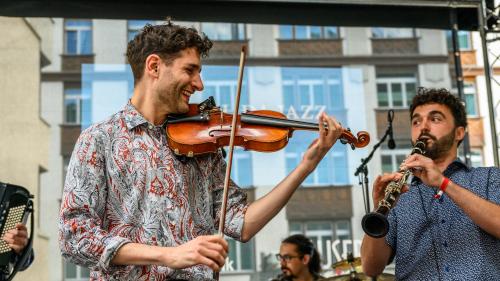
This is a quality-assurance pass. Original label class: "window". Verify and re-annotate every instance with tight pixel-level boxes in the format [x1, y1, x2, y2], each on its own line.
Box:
[282, 68, 348, 185]
[201, 82, 249, 113]
[65, 261, 90, 281]
[469, 149, 483, 167]
[223, 238, 255, 272]
[290, 220, 351, 266]
[376, 75, 417, 108]
[286, 140, 347, 185]
[372, 28, 415, 38]
[459, 148, 483, 167]
[64, 87, 82, 124]
[201, 23, 246, 40]
[446, 30, 472, 50]
[381, 145, 412, 173]
[232, 149, 253, 187]
[279, 25, 339, 40]
[65, 19, 92, 55]
[63, 156, 71, 184]
[464, 83, 478, 116]
[127, 20, 152, 42]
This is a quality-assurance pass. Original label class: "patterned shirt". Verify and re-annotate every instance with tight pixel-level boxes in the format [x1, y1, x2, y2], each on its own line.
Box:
[386, 160, 500, 280]
[59, 102, 248, 281]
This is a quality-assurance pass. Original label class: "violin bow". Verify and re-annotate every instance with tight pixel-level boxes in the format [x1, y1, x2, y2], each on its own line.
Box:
[214, 46, 247, 279]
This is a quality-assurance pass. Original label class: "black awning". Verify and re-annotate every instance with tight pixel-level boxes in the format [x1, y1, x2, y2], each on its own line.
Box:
[0, 0, 485, 30]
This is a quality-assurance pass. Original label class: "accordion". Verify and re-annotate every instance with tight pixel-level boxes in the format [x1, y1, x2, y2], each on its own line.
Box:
[0, 182, 33, 267]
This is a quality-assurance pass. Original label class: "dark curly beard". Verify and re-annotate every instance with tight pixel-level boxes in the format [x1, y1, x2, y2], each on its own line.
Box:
[415, 128, 456, 160]
[274, 273, 293, 281]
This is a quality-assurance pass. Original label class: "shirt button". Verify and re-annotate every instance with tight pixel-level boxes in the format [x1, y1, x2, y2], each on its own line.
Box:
[445, 266, 450, 272]
[441, 219, 446, 224]
[443, 241, 448, 247]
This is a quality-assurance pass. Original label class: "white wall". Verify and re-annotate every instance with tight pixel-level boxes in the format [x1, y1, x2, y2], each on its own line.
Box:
[40, 81, 65, 281]
[94, 20, 127, 64]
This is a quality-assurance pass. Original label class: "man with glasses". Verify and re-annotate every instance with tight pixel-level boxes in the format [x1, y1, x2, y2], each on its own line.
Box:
[272, 234, 324, 281]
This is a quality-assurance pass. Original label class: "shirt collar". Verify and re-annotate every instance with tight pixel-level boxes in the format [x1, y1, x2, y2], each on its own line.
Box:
[445, 158, 470, 173]
[124, 101, 169, 130]
[123, 101, 149, 130]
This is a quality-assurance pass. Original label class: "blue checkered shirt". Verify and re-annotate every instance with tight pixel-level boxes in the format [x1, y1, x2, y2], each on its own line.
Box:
[386, 160, 500, 280]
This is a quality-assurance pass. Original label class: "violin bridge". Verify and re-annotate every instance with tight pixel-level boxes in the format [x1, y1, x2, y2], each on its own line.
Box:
[187, 151, 194, 157]
[174, 148, 180, 155]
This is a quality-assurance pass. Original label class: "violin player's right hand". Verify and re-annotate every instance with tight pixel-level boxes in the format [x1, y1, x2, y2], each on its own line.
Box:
[162, 235, 228, 272]
[372, 172, 408, 209]
[301, 112, 343, 172]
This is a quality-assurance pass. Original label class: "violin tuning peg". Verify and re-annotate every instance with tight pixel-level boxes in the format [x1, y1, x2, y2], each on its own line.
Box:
[347, 127, 351, 132]
[350, 143, 355, 150]
[340, 137, 348, 145]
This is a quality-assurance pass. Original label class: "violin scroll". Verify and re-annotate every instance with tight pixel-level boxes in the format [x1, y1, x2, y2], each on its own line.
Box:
[339, 129, 370, 150]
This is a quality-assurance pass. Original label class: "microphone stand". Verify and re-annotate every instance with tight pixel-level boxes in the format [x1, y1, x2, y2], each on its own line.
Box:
[354, 124, 392, 214]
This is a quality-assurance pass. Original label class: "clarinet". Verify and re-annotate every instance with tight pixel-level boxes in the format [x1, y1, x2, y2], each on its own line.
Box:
[361, 140, 426, 238]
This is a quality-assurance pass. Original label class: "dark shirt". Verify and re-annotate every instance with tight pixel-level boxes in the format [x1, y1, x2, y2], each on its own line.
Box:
[386, 160, 500, 280]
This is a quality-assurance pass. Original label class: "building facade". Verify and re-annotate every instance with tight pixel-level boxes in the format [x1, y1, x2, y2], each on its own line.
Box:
[0, 16, 53, 280]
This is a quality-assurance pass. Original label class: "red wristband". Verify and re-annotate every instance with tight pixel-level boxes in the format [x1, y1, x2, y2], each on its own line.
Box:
[434, 177, 450, 199]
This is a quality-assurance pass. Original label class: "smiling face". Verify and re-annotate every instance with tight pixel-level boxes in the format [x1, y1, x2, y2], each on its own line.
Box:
[154, 47, 203, 114]
[411, 103, 465, 160]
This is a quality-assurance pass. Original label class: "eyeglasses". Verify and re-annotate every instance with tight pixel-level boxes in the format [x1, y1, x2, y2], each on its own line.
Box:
[275, 253, 302, 262]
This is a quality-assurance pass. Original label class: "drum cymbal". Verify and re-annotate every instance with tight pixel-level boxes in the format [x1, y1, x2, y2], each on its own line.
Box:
[324, 273, 395, 281]
[331, 257, 362, 270]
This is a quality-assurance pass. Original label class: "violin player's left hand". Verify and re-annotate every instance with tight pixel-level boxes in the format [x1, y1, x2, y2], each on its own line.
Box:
[301, 112, 342, 171]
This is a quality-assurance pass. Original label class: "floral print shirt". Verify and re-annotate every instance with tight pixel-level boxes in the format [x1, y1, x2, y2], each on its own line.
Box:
[59, 102, 248, 281]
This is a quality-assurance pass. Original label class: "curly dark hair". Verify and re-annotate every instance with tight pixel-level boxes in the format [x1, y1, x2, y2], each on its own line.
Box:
[126, 19, 213, 83]
[282, 234, 321, 278]
[409, 87, 467, 145]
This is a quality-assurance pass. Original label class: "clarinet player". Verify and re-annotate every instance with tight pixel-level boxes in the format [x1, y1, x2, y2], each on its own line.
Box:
[360, 88, 500, 280]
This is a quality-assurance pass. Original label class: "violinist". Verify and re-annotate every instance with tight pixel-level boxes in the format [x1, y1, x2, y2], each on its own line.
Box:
[59, 20, 343, 280]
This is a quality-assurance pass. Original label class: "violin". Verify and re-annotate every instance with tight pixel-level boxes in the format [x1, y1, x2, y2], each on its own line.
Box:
[166, 96, 370, 157]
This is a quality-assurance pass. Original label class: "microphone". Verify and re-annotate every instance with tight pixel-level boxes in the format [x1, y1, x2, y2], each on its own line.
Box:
[387, 110, 396, 149]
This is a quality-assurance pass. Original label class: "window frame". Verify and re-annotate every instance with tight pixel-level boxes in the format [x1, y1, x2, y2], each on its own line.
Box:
[279, 25, 340, 40]
[289, 220, 352, 267]
[376, 76, 417, 108]
[380, 147, 411, 174]
[127, 20, 154, 43]
[200, 22, 247, 41]
[463, 82, 479, 117]
[282, 72, 348, 186]
[64, 260, 90, 281]
[222, 237, 256, 273]
[446, 30, 472, 51]
[63, 87, 83, 124]
[64, 19, 93, 55]
[371, 27, 416, 39]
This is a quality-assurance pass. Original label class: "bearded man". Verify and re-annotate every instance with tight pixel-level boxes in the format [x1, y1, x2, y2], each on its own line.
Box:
[273, 234, 324, 281]
[360, 87, 500, 280]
